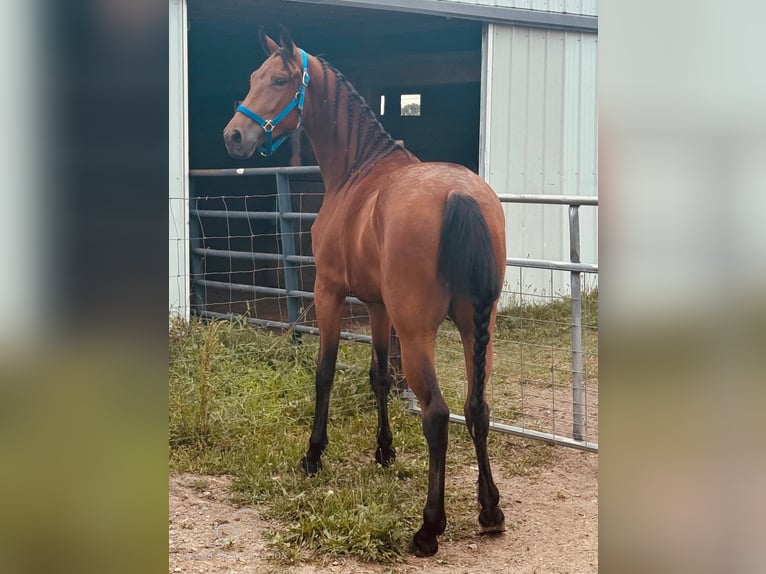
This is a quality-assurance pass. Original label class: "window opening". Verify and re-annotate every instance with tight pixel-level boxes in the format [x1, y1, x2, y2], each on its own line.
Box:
[400, 94, 421, 116]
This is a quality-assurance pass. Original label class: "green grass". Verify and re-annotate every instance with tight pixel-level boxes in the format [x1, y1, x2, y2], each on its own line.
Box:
[169, 291, 597, 563]
[170, 318, 425, 562]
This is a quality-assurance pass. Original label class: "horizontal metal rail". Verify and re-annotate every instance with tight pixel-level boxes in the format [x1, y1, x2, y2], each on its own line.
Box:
[497, 194, 598, 206]
[192, 254, 596, 289]
[193, 278, 363, 306]
[506, 257, 598, 274]
[199, 310, 372, 344]
[192, 209, 317, 222]
[195, 278, 315, 300]
[190, 166, 321, 177]
[193, 247, 315, 266]
[406, 398, 597, 453]
[192, 195, 597, 209]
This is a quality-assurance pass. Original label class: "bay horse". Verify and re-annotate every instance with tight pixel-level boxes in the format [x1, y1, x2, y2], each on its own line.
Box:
[223, 26, 507, 556]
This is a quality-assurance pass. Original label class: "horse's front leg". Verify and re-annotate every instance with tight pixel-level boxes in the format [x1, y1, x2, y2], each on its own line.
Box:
[300, 282, 344, 475]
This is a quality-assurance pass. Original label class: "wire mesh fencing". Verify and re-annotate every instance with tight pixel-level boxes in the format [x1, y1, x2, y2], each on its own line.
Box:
[178, 167, 598, 451]
[429, 271, 598, 451]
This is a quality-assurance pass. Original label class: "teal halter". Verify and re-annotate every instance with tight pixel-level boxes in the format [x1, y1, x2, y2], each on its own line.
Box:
[235, 49, 310, 157]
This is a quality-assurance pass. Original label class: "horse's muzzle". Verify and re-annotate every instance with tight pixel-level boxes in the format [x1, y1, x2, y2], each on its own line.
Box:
[223, 124, 263, 159]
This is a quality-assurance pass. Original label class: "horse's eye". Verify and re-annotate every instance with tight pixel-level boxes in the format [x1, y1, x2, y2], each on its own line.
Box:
[273, 77, 289, 87]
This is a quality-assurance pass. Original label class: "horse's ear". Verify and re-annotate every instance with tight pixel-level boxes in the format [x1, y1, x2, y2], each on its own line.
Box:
[258, 26, 279, 56]
[278, 25, 296, 59]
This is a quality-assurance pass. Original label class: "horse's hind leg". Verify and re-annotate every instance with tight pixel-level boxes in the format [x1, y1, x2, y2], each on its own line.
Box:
[367, 304, 396, 467]
[300, 282, 344, 476]
[397, 332, 449, 557]
[453, 296, 505, 533]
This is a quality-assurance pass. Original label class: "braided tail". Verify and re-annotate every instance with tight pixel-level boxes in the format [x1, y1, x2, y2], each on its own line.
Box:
[468, 298, 495, 435]
[437, 194, 500, 437]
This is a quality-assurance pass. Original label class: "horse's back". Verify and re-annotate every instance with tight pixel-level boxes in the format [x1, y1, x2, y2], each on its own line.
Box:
[381, 161, 494, 198]
[374, 161, 505, 262]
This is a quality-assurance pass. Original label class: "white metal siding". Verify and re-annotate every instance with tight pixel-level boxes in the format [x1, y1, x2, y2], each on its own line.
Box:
[169, 0, 189, 319]
[484, 23, 597, 300]
[434, 0, 597, 16]
[1, 0, 42, 341]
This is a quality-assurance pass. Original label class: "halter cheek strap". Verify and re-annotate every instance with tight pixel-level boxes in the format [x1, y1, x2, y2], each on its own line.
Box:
[236, 49, 310, 157]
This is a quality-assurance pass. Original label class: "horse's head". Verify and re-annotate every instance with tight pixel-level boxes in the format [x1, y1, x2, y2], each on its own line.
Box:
[223, 26, 309, 159]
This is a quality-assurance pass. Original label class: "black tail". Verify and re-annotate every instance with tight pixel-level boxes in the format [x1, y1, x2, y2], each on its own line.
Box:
[437, 194, 500, 435]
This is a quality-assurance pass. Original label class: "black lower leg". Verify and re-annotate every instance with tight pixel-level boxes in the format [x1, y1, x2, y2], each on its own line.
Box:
[301, 348, 338, 475]
[370, 349, 396, 467]
[465, 402, 505, 531]
[412, 397, 449, 557]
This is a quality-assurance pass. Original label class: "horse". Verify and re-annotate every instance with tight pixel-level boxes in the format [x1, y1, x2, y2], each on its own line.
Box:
[223, 26, 507, 557]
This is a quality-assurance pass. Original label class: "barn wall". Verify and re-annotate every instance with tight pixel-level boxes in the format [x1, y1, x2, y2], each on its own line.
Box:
[170, 0, 598, 312]
[436, 0, 597, 17]
[169, 0, 189, 319]
[484, 23, 598, 299]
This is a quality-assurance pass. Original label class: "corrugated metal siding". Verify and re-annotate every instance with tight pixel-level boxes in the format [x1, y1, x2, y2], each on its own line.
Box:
[169, 0, 189, 318]
[484, 23, 597, 299]
[435, 0, 597, 16]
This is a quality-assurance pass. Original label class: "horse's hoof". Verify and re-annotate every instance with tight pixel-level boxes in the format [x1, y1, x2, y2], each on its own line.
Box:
[411, 528, 439, 557]
[478, 507, 506, 534]
[300, 455, 322, 476]
[375, 446, 396, 468]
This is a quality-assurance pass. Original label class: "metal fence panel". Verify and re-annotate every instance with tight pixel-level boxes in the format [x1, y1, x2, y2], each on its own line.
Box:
[184, 168, 598, 451]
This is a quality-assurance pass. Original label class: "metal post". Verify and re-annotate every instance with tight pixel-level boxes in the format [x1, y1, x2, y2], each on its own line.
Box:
[569, 205, 584, 441]
[189, 178, 207, 315]
[275, 173, 302, 325]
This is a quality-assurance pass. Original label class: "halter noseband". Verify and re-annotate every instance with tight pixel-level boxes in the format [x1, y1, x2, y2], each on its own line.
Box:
[236, 49, 310, 157]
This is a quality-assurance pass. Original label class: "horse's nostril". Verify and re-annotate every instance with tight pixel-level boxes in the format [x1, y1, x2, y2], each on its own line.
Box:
[231, 129, 242, 144]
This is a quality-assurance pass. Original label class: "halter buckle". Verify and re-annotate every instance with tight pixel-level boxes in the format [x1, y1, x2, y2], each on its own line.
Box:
[262, 119, 275, 132]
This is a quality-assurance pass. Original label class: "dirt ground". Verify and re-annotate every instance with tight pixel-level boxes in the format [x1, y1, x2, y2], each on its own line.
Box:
[169, 447, 597, 574]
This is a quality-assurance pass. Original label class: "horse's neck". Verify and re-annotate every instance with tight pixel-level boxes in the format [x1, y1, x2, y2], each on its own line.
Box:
[302, 59, 416, 193]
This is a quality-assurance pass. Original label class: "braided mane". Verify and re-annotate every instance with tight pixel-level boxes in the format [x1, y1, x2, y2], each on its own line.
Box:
[318, 57, 404, 184]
